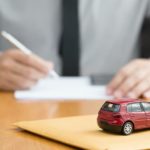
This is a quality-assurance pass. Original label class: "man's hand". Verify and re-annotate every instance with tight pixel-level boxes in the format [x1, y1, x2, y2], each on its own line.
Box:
[0, 49, 53, 90]
[107, 59, 150, 99]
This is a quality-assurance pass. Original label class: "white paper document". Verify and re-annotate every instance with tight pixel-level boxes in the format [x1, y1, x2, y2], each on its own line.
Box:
[15, 77, 113, 101]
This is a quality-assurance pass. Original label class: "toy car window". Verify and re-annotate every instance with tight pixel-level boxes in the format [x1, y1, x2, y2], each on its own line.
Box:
[131, 103, 142, 112]
[127, 104, 132, 112]
[102, 102, 120, 112]
[142, 102, 150, 112]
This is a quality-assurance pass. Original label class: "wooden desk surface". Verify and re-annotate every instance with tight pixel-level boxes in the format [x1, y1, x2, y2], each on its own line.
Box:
[0, 92, 104, 150]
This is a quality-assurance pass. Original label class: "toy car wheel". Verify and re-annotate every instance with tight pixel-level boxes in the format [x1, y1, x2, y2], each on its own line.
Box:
[122, 122, 133, 135]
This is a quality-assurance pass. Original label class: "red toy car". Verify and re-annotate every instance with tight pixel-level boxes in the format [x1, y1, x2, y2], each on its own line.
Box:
[97, 98, 150, 135]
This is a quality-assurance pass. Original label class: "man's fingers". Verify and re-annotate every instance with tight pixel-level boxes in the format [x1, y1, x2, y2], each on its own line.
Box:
[5, 49, 53, 74]
[0, 79, 18, 91]
[0, 70, 37, 90]
[143, 90, 150, 99]
[107, 60, 137, 95]
[1, 58, 47, 81]
[107, 59, 150, 98]
[127, 78, 150, 98]
[0, 49, 55, 91]
[113, 69, 149, 97]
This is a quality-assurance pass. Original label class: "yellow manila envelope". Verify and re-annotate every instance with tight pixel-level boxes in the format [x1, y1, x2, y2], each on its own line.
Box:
[15, 115, 150, 150]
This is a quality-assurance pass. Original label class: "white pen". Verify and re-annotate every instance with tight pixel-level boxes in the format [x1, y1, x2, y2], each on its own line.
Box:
[1, 31, 59, 78]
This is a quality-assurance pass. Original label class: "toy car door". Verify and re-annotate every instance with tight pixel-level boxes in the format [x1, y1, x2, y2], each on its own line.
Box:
[127, 102, 146, 129]
[141, 102, 150, 127]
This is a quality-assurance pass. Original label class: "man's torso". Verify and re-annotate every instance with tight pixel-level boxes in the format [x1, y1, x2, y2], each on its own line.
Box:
[0, 0, 148, 75]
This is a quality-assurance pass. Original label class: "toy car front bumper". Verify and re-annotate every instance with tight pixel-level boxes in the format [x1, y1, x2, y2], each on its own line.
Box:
[98, 120, 122, 133]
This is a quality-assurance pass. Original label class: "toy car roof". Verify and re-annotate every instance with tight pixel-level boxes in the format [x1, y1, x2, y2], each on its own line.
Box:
[106, 98, 143, 105]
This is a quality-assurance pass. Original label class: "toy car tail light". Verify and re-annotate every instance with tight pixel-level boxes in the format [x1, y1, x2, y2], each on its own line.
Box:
[113, 114, 122, 118]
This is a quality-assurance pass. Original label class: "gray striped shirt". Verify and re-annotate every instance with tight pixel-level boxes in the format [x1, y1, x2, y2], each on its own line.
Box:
[0, 0, 149, 75]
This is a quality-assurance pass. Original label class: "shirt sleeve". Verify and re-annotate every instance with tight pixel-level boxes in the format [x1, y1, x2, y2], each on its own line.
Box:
[145, 1, 150, 18]
[140, 1, 150, 58]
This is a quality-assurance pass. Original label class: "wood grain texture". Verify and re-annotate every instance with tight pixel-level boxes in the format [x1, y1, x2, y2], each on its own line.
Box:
[0, 92, 104, 150]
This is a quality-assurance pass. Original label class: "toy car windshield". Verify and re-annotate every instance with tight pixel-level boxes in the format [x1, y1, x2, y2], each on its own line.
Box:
[101, 102, 120, 112]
